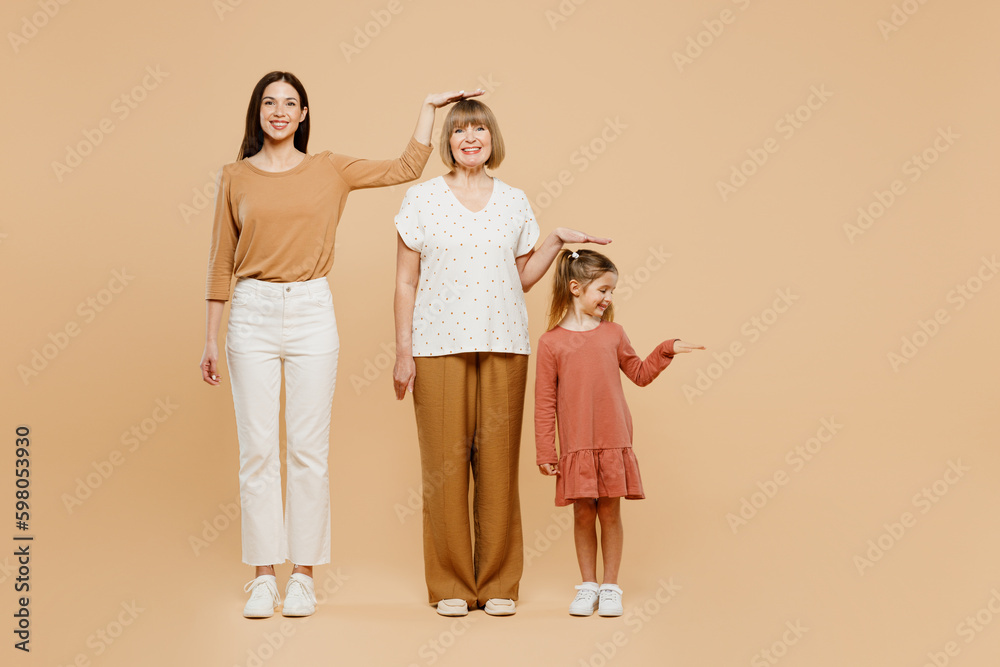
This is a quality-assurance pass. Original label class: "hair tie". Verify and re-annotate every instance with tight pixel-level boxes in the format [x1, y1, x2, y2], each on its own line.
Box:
[570, 251, 579, 259]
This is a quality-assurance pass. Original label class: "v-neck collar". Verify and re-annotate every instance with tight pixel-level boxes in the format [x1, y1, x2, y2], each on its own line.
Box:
[440, 175, 497, 214]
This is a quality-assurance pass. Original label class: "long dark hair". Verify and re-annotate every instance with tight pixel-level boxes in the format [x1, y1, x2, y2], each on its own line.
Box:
[238, 71, 310, 160]
[546, 249, 618, 331]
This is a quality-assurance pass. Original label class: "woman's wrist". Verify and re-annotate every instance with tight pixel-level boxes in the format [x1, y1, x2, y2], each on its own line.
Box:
[546, 228, 567, 248]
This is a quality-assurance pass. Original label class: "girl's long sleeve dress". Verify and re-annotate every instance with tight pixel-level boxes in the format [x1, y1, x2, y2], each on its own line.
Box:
[534, 321, 676, 506]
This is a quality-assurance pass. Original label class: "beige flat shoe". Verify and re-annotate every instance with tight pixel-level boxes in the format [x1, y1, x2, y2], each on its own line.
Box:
[436, 598, 469, 616]
[484, 598, 516, 616]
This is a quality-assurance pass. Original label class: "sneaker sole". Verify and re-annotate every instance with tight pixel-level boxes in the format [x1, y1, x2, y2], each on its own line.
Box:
[569, 608, 597, 616]
[437, 608, 469, 616]
[597, 609, 624, 617]
[243, 609, 276, 618]
[484, 608, 515, 616]
[281, 607, 315, 617]
[436, 601, 469, 616]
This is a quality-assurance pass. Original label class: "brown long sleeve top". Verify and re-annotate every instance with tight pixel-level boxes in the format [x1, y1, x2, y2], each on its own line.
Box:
[205, 136, 433, 301]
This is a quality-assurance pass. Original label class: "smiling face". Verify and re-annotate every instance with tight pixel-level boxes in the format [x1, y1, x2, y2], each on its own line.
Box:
[449, 123, 492, 170]
[259, 80, 307, 145]
[574, 271, 618, 319]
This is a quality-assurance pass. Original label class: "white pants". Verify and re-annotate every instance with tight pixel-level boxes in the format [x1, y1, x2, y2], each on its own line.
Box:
[225, 276, 339, 566]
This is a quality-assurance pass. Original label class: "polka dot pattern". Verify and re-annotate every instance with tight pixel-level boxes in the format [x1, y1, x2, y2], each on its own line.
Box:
[394, 176, 540, 357]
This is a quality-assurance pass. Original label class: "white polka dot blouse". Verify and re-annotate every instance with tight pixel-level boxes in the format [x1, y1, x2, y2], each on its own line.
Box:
[394, 175, 540, 357]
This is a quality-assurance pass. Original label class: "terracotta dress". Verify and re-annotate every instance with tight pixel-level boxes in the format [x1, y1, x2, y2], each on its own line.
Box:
[534, 321, 677, 506]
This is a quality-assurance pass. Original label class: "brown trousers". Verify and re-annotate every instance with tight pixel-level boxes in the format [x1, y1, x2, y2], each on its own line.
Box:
[412, 352, 527, 607]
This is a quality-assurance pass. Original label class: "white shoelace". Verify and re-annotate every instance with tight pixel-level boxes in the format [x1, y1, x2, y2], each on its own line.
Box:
[599, 588, 621, 605]
[244, 577, 280, 604]
[573, 586, 599, 604]
[286, 578, 315, 603]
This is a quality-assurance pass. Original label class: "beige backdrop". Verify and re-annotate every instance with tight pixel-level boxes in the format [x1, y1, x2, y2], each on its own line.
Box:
[4, 0, 999, 665]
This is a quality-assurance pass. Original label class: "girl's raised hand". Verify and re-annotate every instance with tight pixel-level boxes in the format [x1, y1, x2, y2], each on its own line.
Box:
[555, 227, 612, 246]
[538, 463, 559, 476]
[426, 89, 485, 109]
[672, 340, 706, 354]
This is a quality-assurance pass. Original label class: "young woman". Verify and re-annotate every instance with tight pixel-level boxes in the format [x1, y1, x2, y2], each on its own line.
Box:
[200, 70, 478, 618]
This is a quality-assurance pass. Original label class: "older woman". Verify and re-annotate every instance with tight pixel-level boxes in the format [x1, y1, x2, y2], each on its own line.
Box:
[392, 99, 610, 616]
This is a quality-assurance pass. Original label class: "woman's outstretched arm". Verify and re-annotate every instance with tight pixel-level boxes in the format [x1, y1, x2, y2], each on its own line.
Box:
[412, 89, 485, 146]
[333, 89, 485, 190]
[516, 227, 613, 293]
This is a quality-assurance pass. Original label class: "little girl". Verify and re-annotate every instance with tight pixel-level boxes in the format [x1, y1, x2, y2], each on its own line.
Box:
[534, 249, 703, 617]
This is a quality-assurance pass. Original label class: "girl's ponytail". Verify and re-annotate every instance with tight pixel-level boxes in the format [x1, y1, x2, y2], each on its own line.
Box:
[545, 249, 618, 331]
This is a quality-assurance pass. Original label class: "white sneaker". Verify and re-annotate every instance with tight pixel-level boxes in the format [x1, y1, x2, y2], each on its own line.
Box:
[436, 598, 469, 616]
[598, 584, 623, 617]
[569, 583, 600, 616]
[282, 573, 317, 617]
[243, 575, 281, 618]
[484, 598, 516, 616]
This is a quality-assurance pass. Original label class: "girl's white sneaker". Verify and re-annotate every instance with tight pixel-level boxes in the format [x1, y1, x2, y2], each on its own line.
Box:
[598, 584, 623, 617]
[569, 582, 600, 616]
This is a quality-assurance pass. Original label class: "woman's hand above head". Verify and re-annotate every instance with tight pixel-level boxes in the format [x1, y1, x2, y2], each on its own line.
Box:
[201, 342, 222, 386]
[671, 340, 706, 354]
[553, 227, 613, 246]
[393, 354, 416, 400]
[425, 89, 485, 109]
[516, 227, 614, 293]
[414, 89, 485, 146]
[538, 463, 559, 476]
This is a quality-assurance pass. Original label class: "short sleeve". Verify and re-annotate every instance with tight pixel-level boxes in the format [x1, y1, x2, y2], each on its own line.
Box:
[394, 185, 423, 253]
[514, 194, 539, 257]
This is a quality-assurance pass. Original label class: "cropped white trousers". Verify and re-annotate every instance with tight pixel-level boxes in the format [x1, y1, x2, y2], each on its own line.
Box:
[225, 276, 339, 566]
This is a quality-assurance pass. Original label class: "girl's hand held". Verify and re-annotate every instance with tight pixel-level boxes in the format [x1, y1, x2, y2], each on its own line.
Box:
[672, 340, 705, 354]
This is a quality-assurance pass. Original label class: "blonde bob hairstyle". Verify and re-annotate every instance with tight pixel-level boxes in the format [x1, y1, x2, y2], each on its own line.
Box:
[439, 99, 505, 170]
